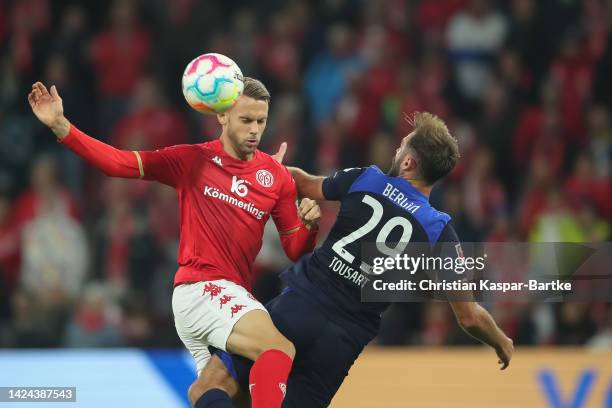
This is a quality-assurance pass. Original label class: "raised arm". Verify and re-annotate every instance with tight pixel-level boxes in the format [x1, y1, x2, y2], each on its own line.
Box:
[28, 82, 142, 178]
[28, 82, 193, 186]
[286, 167, 326, 201]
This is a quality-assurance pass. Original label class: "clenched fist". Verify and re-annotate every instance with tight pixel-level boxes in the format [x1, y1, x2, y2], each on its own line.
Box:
[298, 198, 321, 230]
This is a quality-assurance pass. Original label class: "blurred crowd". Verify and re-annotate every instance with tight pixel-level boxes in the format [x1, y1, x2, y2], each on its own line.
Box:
[0, 0, 610, 349]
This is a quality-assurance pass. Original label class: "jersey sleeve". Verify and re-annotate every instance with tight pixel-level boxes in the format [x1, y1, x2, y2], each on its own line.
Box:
[138, 144, 198, 188]
[321, 167, 365, 201]
[271, 167, 302, 233]
[272, 167, 318, 260]
[60, 124, 143, 179]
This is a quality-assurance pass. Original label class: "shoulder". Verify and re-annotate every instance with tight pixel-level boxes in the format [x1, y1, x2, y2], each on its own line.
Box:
[437, 222, 459, 243]
[154, 143, 208, 161]
[329, 166, 369, 181]
[197, 140, 220, 155]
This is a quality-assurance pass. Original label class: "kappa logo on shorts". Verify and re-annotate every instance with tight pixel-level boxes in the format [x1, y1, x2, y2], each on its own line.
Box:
[230, 304, 246, 318]
[203, 283, 225, 299]
[279, 382, 287, 398]
[219, 295, 234, 309]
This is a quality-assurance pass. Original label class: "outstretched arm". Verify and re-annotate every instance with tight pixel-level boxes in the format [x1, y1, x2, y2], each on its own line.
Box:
[28, 82, 142, 178]
[270, 143, 326, 201]
[28, 82, 193, 186]
[286, 167, 326, 201]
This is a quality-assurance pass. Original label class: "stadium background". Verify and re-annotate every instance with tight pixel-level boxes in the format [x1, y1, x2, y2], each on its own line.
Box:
[0, 0, 610, 406]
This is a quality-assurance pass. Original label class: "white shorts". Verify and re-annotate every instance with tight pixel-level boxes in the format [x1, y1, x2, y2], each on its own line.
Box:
[172, 279, 267, 374]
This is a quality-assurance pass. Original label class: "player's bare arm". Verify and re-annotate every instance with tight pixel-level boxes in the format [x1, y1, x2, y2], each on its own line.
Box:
[288, 167, 326, 201]
[271, 142, 326, 201]
[28, 82, 70, 139]
[449, 298, 514, 370]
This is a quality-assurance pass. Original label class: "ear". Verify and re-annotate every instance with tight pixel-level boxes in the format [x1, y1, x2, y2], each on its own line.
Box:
[217, 112, 227, 126]
[401, 156, 418, 173]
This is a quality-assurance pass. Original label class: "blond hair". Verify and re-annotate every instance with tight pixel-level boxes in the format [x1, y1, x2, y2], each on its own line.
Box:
[405, 112, 460, 184]
[242, 77, 271, 102]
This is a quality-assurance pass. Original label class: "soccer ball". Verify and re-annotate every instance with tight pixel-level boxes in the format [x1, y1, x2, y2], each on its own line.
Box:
[181, 53, 244, 114]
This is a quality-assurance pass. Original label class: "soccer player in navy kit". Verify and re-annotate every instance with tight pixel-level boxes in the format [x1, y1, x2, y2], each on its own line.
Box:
[203, 112, 514, 407]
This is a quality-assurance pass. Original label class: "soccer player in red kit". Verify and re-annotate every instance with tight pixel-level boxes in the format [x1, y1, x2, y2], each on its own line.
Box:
[28, 78, 320, 408]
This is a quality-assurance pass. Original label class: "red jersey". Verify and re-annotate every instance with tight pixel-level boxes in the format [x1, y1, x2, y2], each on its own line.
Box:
[61, 126, 316, 291]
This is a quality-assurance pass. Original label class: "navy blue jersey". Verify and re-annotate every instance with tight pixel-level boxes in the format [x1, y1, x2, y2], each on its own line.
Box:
[282, 166, 461, 334]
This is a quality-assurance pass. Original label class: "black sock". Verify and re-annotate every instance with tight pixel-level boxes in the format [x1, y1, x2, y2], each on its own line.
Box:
[194, 388, 232, 408]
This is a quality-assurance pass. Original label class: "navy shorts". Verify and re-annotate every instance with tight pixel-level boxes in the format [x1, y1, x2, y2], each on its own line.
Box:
[216, 287, 374, 407]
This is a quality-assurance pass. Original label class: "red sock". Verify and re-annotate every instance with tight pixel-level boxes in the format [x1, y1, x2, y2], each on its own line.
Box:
[249, 349, 293, 408]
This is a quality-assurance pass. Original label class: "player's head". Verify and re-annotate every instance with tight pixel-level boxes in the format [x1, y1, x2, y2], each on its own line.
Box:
[388, 112, 460, 186]
[217, 77, 270, 159]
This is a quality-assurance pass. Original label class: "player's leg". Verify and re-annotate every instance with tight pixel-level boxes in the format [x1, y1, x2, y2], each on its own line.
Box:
[187, 354, 238, 408]
[215, 288, 368, 407]
[201, 287, 332, 406]
[264, 289, 371, 408]
[174, 279, 294, 408]
[172, 281, 257, 407]
[281, 322, 366, 408]
[225, 309, 295, 407]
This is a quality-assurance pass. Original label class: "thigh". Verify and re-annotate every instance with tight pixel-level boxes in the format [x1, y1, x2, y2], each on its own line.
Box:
[216, 289, 367, 406]
[266, 288, 327, 353]
[225, 308, 291, 361]
[282, 321, 366, 408]
[258, 289, 366, 407]
[172, 280, 266, 374]
[216, 288, 329, 390]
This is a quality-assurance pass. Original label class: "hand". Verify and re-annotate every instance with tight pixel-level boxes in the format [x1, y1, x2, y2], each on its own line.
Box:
[272, 142, 287, 164]
[495, 336, 514, 370]
[28, 82, 70, 139]
[298, 198, 320, 230]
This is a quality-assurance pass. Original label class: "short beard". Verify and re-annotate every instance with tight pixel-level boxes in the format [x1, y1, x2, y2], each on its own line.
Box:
[227, 127, 255, 158]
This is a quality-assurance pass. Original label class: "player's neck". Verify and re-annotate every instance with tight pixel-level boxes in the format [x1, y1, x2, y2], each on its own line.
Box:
[403, 177, 432, 197]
